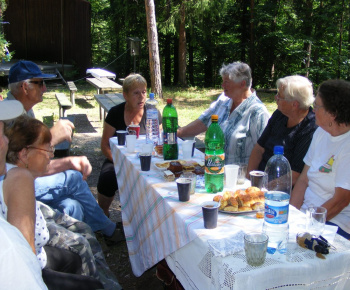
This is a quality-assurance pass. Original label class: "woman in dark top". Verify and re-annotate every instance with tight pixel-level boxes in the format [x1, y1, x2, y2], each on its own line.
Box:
[247, 75, 318, 186]
[97, 74, 161, 216]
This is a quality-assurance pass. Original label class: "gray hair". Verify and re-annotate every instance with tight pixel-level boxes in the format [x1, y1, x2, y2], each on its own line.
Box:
[276, 75, 314, 110]
[219, 62, 252, 89]
[8, 79, 33, 95]
[123, 74, 147, 94]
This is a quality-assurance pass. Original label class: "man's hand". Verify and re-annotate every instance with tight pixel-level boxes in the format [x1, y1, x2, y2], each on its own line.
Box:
[68, 156, 92, 180]
[50, 119, 75, 146]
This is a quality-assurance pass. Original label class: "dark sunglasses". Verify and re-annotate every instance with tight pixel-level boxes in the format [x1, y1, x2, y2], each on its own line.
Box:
[28, 80, 45, 87]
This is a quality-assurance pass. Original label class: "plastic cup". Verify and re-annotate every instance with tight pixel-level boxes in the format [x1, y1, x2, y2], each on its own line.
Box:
[244, 233, 268, 266]
[250, 171, 266, 189]
[237, 163, 248, 184]
[182, 140, 194, 160]
[180, 172, 197, 195]
[126, 135, 136, 153]
[224, 164, 239, 189]
[202, 201, 220, 229]
[116, 130, 128, 146]
[176, 178, 192, 202]
[139, 153, 152, 171]
[142, 142, 154, 154]
[306, 206, 327, 236]
[191, 140, 196, 157]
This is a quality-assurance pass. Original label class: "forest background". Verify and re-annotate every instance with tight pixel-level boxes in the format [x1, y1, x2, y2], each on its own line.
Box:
[1, 0, 350, 91]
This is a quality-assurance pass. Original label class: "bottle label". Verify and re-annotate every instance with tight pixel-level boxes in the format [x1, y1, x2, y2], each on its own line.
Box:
[205, 153, 225, 175]
[147, 109, 158, 119]
[163, 132, 177, 145]
[264, 204, 289, 224]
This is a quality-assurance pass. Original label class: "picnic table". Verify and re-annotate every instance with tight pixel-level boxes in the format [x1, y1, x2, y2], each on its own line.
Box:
[87, 77, 122, 94]
[110, 136, 350, 288]
[94, 93, 125, 120]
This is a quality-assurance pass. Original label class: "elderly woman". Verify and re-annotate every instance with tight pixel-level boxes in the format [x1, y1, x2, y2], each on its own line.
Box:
[290, 79, 350, 239]
[97, 73, 161, 216]
[2, 115, 104, 288]
[247, 75, 317, 185]
[177, 61, 270, 164]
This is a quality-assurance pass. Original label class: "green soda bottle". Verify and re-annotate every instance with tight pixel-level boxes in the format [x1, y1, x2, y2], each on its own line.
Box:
[162, 99, 178, 160]
[204, 115, 225, 193]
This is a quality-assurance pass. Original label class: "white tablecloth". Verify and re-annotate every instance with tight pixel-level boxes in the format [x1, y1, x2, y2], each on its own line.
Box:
[111, 136, 350, 288]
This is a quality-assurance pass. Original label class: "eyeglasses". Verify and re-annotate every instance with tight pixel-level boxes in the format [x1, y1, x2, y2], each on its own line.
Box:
[313, 101, 324, 110]
[28, 80, 45, 88]
[275, 93, 287, 102]
[26, 146, 55, 155]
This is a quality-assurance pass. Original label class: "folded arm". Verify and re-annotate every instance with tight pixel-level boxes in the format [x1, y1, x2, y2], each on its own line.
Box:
[46, 156, 92, 180]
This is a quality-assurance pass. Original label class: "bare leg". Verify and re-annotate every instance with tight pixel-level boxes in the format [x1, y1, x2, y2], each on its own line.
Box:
[97, 193, 114, 216]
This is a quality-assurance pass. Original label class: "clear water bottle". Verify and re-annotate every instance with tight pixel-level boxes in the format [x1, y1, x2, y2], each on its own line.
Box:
[262, 146, 291, 254]
[162, 99, 178, 160]
[204, 115, 225, 193]
[145, 93, 160, 145]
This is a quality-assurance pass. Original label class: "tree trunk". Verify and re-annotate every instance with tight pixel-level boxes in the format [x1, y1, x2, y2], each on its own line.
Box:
[249, 0, 255, 76]
[178, 0, 187, 87]
[145, 0, 163, 98]
[337, 0, 345, 78]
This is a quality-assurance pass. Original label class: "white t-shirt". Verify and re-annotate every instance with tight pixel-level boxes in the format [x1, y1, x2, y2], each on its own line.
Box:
[0, 207, 47, 289]
[302, 127, 350, 233]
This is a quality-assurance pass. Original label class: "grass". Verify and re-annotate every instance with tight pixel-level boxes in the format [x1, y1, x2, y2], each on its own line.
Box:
[1, 82, 277, 127]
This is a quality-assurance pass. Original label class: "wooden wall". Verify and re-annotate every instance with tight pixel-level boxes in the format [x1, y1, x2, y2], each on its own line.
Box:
[3, 0, 91, 76]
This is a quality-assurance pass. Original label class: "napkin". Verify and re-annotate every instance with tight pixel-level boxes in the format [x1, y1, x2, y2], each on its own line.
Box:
[207, 230, 245, 257]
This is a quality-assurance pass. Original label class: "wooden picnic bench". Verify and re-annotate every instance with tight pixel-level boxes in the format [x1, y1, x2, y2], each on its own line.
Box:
[67, 81, 77, 106]
[55, 93, 72, 118]
[87, 77, 122, 94]
[94, 93, 125, 120]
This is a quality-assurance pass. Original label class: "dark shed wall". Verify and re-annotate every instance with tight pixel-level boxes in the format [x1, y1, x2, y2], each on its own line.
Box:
[4, 0, 91, 76]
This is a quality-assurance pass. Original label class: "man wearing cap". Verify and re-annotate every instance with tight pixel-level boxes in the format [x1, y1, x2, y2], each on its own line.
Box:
[0, 100, 47, 289]
[5, 60, 124, 245]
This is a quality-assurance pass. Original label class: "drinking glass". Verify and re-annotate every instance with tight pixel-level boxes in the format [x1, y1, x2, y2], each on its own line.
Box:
[306, 206, 327, 237]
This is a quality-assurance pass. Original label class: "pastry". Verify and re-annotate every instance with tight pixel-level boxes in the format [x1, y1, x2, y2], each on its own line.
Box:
[167, 161, 183, 178]
[192, 165, 204, 175]
[163, 170, 175, 182]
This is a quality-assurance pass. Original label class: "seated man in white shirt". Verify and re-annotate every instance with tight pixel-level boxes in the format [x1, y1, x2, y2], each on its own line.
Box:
[178, 61, 269, 164]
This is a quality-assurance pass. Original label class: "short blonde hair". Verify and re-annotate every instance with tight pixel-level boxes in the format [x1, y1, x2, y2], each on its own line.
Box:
[123, 74, 147, 94]
[276, 75, 314, 110]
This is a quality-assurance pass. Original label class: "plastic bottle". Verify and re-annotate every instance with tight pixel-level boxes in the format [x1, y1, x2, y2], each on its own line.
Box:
[162, 99, 178, 160]
[204, 115, 225, 193]
[145, 93, 160, 145]
[262, 145, 291, 254]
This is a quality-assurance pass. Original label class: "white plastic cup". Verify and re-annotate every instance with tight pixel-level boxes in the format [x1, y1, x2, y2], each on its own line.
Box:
[142, 142, 154, 154]
[126, 135, 137, 153]
[182, 140, 194, 160]
[224, 164, 239, 189]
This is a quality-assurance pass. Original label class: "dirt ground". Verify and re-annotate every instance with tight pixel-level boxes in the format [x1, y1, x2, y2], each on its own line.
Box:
[38, 88, 164, 290]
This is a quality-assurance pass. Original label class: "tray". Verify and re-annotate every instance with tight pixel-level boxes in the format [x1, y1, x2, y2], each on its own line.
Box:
[219, 209, 257, 215]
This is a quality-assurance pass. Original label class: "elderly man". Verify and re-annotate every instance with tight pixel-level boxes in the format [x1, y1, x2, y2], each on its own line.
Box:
[5, 60, 124, 245]
[178, 61, 270, 164]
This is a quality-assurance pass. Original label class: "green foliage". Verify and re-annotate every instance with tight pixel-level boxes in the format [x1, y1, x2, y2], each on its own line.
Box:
[87, 0, 350, 88]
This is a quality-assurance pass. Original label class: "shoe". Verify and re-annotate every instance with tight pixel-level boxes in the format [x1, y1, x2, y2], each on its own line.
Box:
[104, 226, 125, 246]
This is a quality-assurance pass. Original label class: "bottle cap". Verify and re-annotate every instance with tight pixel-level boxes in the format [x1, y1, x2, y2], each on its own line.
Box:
[211, 115, 219, 122]
[167, 99, 172, 104]
[274, 145, 284, 155]
[149, 93, 155, 99]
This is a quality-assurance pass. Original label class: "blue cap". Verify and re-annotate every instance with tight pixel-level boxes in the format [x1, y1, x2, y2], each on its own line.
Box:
[8, 60, 56, 84]
[149, 93, 155, 99]
[274, 145, 284, 155]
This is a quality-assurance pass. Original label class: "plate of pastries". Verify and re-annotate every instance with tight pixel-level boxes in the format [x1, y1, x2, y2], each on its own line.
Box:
[155, 160, 205, 179]
[213, 186, 265, 214]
